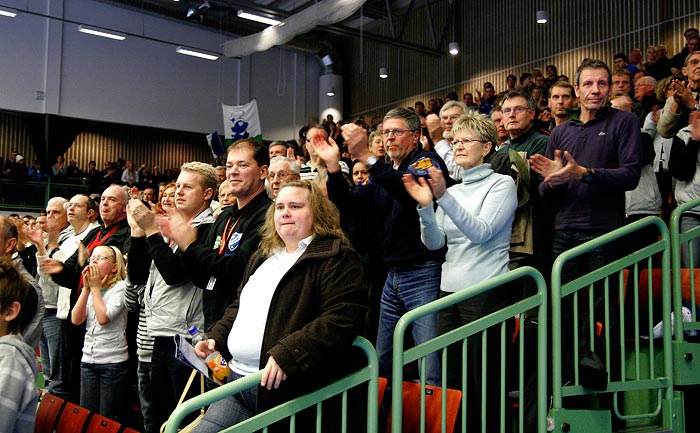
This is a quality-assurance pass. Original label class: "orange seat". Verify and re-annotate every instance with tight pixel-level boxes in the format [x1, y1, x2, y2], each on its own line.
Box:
[85, 414, 120, 433]
[55, 402, 90, 433]
[387, 381, 462, 433]
[634, 268, 700, 305]
[34, 393, 65, 433]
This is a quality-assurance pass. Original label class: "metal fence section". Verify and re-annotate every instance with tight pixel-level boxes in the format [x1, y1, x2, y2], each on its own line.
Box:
[390, 266, 549, 433]
[549, 216, 680, 431]
[163, 336, 379, 433]
[0, 179, 92, 211]
[670, 198, 700, 387]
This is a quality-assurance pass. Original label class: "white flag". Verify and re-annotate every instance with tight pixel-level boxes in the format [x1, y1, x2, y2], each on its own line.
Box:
[221, 100, 262, 145]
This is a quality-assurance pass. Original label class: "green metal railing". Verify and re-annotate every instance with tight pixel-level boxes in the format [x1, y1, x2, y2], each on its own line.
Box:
[550, 216, 674, 429]
[669, 198, 700, 391]
[0, 178, 92, 211]
[670, 198, 700, 341]
[391, 266, 549, 433]
[163, 337, 379, 433]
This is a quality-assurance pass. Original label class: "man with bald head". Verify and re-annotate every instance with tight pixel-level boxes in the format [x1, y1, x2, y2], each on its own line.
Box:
[41, 185, 132, 403]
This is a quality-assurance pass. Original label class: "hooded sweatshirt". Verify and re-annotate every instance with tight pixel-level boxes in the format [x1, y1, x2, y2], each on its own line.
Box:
[0, 334, 39, 433]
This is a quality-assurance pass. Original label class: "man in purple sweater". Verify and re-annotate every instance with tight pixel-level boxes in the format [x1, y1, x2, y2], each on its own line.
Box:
[530, 59, 641, 417]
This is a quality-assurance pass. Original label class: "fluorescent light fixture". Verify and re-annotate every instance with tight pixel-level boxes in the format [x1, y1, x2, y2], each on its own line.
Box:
[379, 67, 388, 79]
[237, 10, 282, 26]
[327, 87, 335, 97]
[448, 42, 459, 55]
[0, 6, 17, 17]
[78, 25, 126, 40]
[176, 45, 219, 61]
[536, 10, 548, 24]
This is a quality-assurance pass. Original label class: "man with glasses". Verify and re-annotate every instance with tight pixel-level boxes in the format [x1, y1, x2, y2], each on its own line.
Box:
[634, 75, 660, 121]
[426, 100, 468, 181]
[500, 91, 549, 157]
[313, 107, 452, 394]
[268, 156, 301, 199]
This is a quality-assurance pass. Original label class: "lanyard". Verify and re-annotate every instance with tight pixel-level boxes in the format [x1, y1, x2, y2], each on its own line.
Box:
[218, 209, 249, 255]
[86, 225, 120, 253]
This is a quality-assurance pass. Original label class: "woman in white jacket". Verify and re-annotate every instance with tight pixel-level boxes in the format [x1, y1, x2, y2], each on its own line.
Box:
[403, 111, 517, 433]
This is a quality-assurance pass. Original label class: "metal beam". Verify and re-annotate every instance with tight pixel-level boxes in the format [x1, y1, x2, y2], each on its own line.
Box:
[316, 23, 440, 56]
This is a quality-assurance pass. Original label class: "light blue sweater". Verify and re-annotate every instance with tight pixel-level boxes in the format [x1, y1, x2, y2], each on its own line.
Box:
[417, 163, 517, 292]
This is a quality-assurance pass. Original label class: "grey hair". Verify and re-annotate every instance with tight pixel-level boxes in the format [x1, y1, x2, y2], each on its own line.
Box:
[439, 101, 468, 116]
[269, 156, 300, 175]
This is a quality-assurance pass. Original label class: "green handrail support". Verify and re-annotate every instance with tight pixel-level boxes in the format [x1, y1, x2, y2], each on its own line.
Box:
[669, 197, 700, 389]
[550, 216, 675, 430]
[163, 336, 379, 433]
[391, 266, 549, 433]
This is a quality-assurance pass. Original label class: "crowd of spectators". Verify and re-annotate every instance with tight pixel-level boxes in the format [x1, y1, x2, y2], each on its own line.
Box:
[2, 26, 700, 433]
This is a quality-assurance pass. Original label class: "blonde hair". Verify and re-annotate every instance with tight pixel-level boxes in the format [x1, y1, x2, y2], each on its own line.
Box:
[259, 180, 349, 257]
[93, 245, 126, 289]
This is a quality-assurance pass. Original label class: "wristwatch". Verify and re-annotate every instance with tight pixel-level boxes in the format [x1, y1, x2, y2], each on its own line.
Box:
[581, 167, 595, 183]
[366, 155, 379, 169]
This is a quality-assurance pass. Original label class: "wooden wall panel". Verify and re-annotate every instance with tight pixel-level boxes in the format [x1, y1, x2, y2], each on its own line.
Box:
[348, 0, 700, 119]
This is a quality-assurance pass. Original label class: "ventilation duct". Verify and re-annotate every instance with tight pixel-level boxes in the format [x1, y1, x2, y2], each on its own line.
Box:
[224, 0, 366, 58]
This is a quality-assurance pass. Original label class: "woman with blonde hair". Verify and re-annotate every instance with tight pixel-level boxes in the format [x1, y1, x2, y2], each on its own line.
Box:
[192, 180, 368, 432]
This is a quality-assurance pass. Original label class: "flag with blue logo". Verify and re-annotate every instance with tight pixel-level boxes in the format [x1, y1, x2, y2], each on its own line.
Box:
[221, 100, 262, 146]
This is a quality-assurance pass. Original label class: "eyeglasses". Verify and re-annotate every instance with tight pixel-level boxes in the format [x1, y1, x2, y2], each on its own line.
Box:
[269, 171, 292, 180]
[67, 202, 86, 208]
[440, 114, 461, 121]
[89, 255, 114, 264]
[502, 106, 530, 115]
[452, 138, 484, 146]
[381, 129, 414, 137]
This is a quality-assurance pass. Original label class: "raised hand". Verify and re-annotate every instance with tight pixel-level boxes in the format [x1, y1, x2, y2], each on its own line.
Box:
[341, 123, 370, 161]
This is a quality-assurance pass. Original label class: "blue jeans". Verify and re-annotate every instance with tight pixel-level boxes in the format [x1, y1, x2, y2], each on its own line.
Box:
[137, 361, 158, 433]
[375, 261, 442, 385]
[193, 371, 257, 433]
[80, 361, 129, 421]
[39, 310, 68, 398]
[681, 213, 700, 268]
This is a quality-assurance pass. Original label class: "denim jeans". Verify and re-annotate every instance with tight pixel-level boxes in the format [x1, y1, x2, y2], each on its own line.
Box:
[193, 371, 257, 433]
[681, 213, 700, 268]
[80, 361, 129, 421]
[375, 261, 442, 385]
[151, 336, 197, 428]
[137, 361, 158, 433]
[39, 309, 68, 398]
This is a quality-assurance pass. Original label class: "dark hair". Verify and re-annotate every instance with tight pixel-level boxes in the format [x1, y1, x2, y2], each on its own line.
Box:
[519, 73, 533, 85]
[574, 59, 612, 86]
[613, 52, 629, 63]
[483, 82, 495, 90]
[0, 257, 35, 335]
[228, 139, 270, 168]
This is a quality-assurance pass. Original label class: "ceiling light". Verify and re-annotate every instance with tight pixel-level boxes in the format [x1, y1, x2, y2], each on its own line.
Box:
[187, 0, 210, 18]
[0, 6, 17, 17]
[379, 67, 388, 79]
[237, 10, 282, 26]
[176, 45, 219, 61]
[78, 25, 126, 41]
[327, 87, 335, 97]
[448, 42, 459, 55]
[536, 10, 548, 24]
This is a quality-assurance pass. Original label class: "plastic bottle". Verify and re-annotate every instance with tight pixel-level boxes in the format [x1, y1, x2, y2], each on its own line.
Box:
[187, 326, 231, 382]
